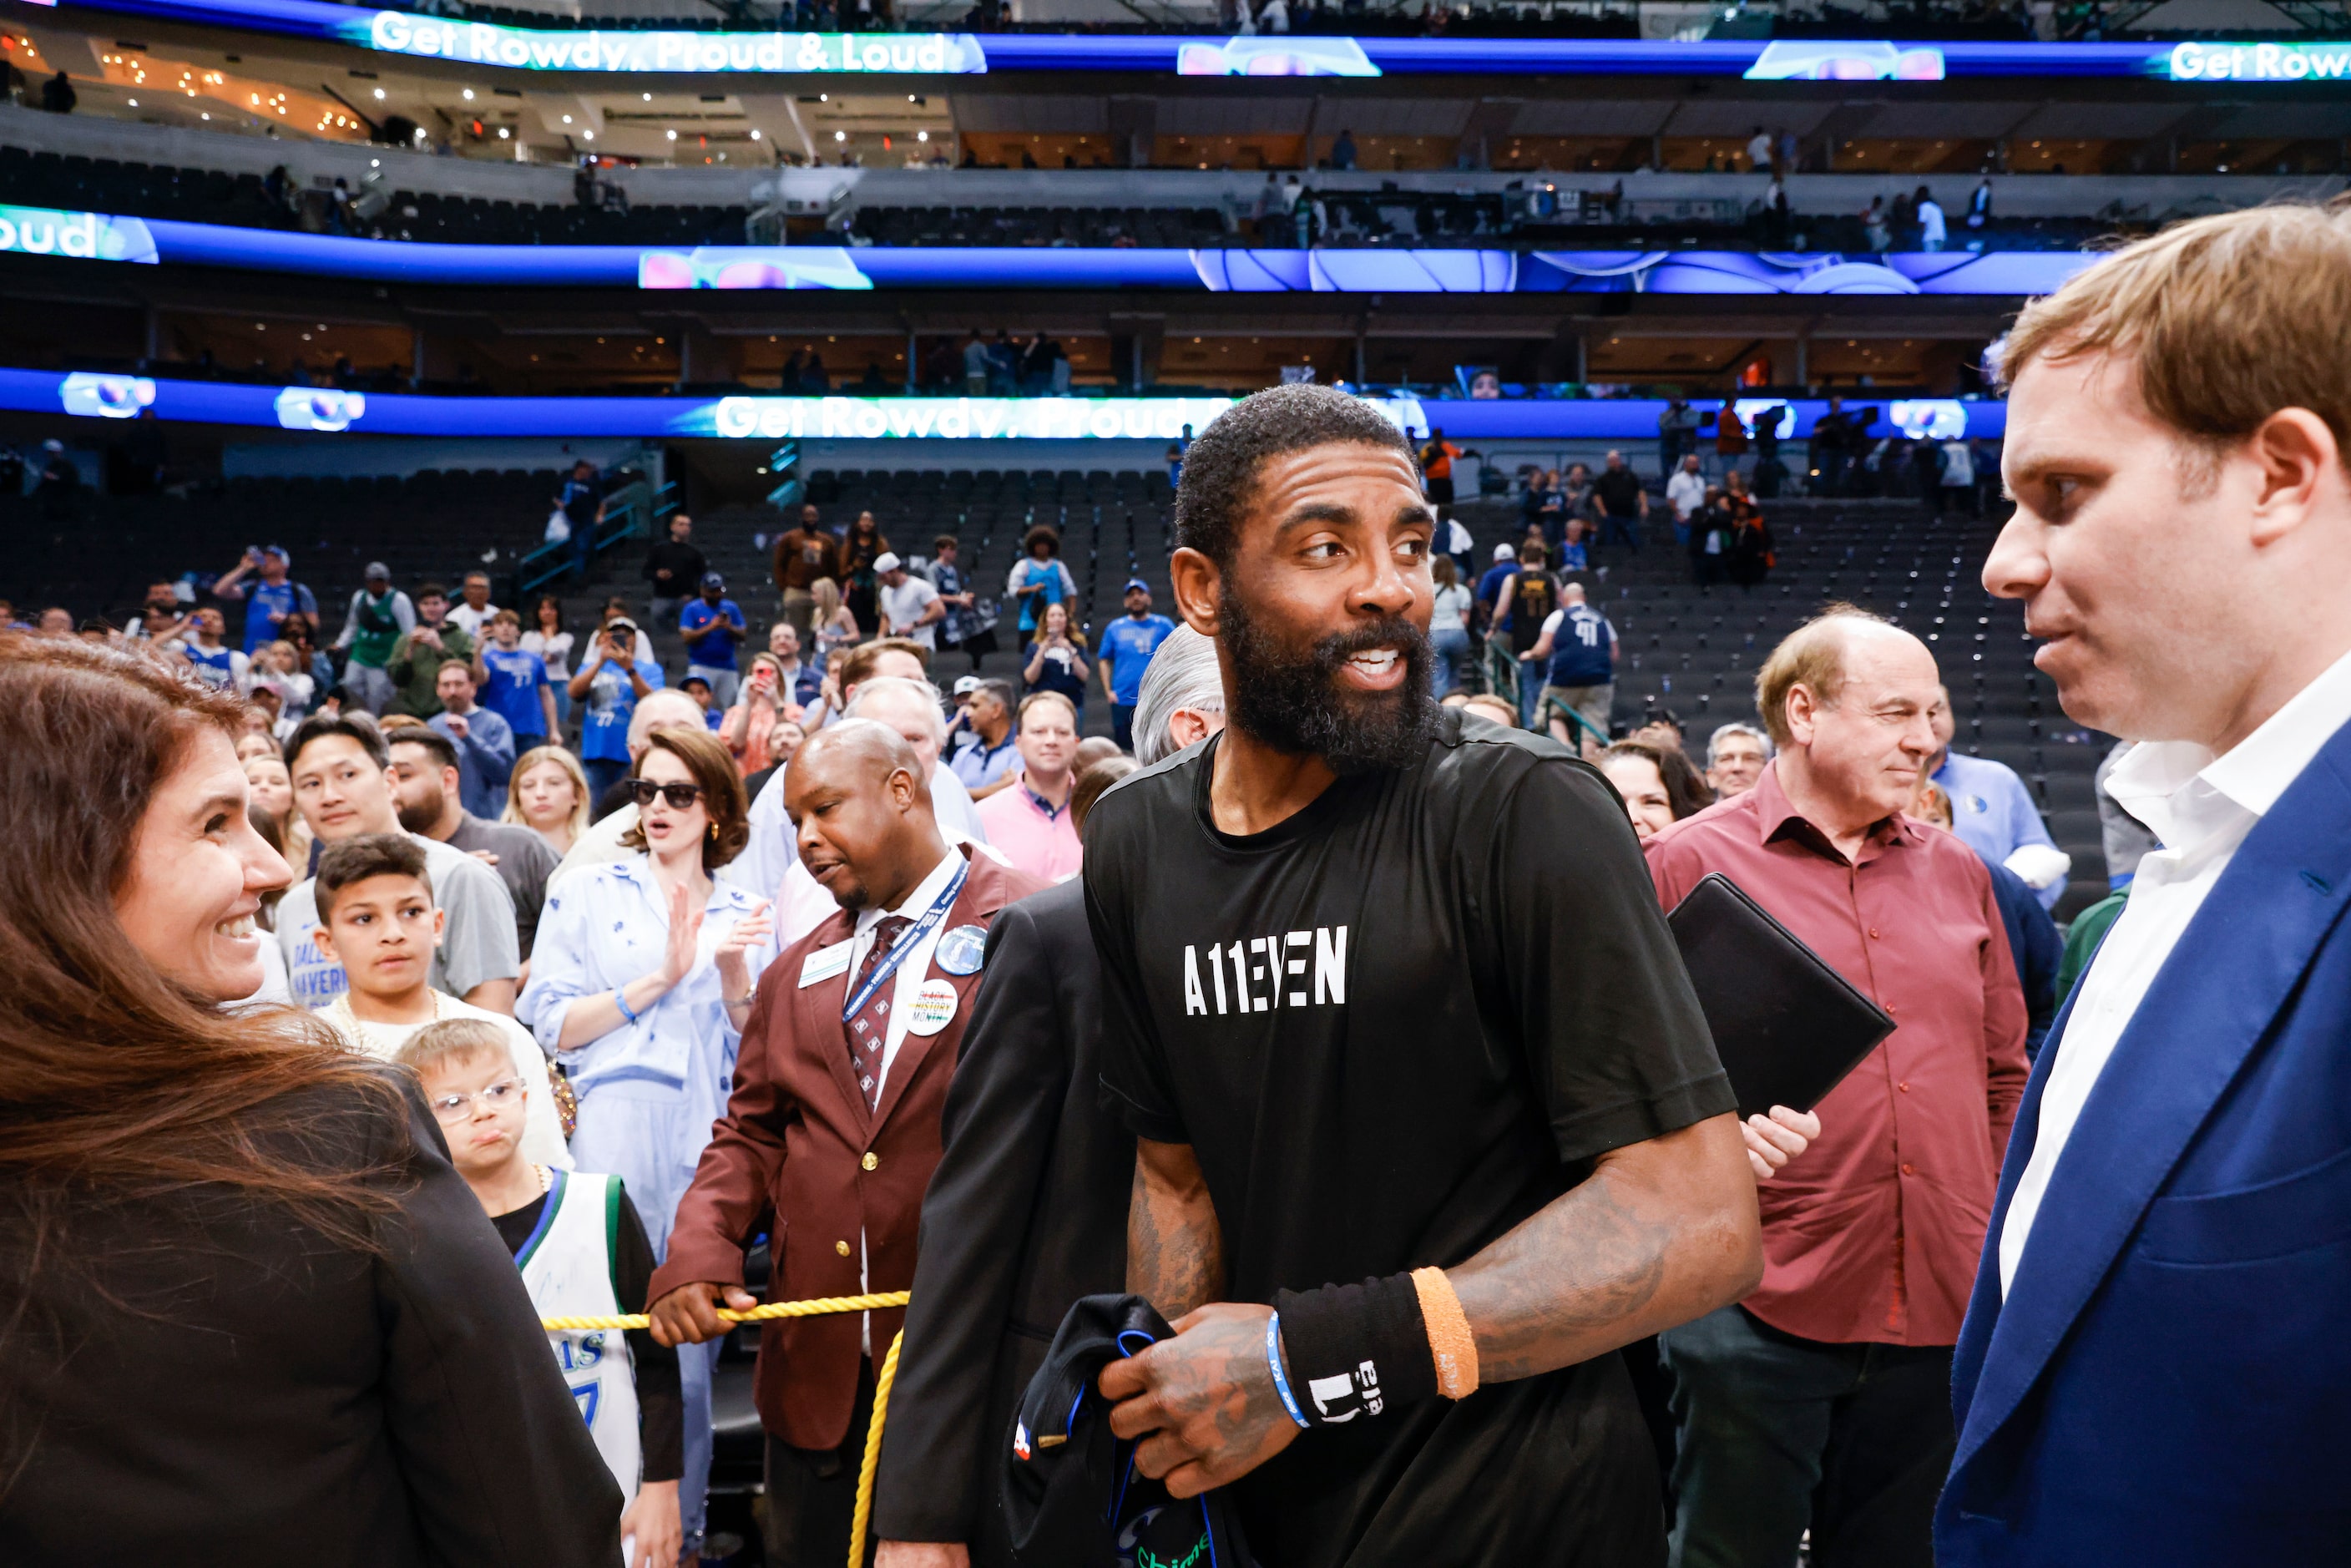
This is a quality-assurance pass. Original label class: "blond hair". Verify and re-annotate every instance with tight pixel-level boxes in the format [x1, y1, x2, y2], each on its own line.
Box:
[391, 1017, 510, 1081]
[503, 744, 589, 842]
[1999, 201, 2351, 476]
[1753, 604, 1893, 748]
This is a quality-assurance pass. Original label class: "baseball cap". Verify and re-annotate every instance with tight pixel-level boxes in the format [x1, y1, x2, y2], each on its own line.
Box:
[952, 675, 982, 696]
[872, 552, 903, 574]
[363, 560, 391, 580]
[1493, 543, 1516, 562]
[700, 571, 726, 590]
[606, 616, 640, 635]
[1123, 577, 1150, 594]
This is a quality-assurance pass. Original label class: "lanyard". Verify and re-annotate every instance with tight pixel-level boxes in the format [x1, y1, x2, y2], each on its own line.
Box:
[840, 858, 969, 1023]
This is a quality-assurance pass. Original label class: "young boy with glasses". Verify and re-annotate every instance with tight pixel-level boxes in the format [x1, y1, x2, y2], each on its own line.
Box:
[311, 832, 568, 1166]
[395, 1018, 685, 1568]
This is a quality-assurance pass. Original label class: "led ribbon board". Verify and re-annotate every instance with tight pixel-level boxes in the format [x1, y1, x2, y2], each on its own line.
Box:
[3, 207, 2099, 296]
[23, 3, 2253, 77]
[353, 15, 986, 74]
[4, 368, 2006, 443]
[2160, 41, 2351, 80]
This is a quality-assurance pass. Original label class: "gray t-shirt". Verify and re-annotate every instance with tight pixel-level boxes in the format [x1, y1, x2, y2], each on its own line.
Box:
[278, 832, 521, 1010]
[444, 812, 558, 959]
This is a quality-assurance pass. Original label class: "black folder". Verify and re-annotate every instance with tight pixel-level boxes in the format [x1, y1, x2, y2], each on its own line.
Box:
[1667, 872, 1897, 1120]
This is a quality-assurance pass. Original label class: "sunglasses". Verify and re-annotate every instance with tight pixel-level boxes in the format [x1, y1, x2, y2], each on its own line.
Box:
[628, 779, 705, 810]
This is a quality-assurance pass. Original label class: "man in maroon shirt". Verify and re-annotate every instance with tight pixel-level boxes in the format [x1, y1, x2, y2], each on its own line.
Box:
[1642, 606, 2028, 1568]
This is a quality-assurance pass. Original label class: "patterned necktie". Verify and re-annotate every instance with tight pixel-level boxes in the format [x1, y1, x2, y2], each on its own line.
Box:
[843, 915, 911, 1111]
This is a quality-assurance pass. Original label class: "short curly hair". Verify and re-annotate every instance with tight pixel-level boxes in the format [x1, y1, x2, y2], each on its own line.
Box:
[620, 726, 751, 871]
[1173, 384, 1418, 570]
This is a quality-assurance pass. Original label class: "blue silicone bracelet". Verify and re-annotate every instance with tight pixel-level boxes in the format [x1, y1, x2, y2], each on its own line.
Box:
[614, 988, 642, 1026]
[1267, 1312, 1310, 1429]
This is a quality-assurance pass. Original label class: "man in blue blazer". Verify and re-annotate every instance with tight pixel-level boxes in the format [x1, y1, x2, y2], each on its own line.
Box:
[1947, 202, 2351, 1562]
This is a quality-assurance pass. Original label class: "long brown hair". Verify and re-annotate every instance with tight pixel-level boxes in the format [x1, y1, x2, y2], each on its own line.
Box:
[0, 637, 410, 1370]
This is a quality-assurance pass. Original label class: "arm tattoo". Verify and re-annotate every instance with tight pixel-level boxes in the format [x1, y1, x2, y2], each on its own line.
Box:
[1126, 1142, 1225, 1317]
[1446, 1116, 1759, 1383]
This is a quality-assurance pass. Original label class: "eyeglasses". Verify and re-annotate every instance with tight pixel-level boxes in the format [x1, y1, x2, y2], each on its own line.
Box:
[628, 779, 706, 810]
[426, 1078, 524, 1124]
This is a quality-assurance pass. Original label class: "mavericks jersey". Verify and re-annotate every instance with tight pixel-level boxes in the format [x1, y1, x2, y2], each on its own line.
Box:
[518, 1169, 643, 1504]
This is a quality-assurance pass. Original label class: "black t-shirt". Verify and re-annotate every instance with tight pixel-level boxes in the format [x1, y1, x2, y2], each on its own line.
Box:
[1085, 711, 1732, 1567]
[1593, 468, 1646, 518]
[643, 539, 707, 595]
[1506, 569, 1560, 655]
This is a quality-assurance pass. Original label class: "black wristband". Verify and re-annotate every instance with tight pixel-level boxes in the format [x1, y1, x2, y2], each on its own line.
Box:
[1272, 1273, 1436, 1426]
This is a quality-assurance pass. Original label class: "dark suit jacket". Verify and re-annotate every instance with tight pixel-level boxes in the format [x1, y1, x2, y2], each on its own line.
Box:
[0, 1068, 620, 1567]
[1939, 717, 2351, 1565]
[871, 878, 1138, 1560]
[653, 844, 1047, 1450]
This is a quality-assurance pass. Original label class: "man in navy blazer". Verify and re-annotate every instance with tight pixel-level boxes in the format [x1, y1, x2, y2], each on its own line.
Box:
[1946, 202, 2351, 1563]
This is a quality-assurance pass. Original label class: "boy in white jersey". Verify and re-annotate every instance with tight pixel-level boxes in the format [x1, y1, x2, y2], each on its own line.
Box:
[397, 1018, 685, 1568]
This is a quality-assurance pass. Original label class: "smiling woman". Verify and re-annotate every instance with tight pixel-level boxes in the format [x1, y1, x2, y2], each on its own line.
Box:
[0, 634, 622, 1563]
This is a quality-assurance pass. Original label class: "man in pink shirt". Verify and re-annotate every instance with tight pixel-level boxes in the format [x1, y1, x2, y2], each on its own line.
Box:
[1641, 606, 2028, 1568]
[975, 690, 1083, 882]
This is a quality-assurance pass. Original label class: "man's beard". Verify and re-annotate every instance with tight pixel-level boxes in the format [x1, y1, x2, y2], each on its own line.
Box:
[1220, 585, 1436, 775]
[394, 797, 442, 835]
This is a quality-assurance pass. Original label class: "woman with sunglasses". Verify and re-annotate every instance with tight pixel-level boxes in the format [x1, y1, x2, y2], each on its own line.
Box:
[518, 723, 773, 1559]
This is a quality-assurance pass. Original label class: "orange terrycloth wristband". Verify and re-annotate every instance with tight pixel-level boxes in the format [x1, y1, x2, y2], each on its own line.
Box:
[1411, 1266, 1479, 1401]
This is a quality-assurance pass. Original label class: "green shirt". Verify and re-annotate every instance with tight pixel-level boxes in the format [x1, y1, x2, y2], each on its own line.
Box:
[2056, 888, 2130, 1001]
[389, 622, 477, 718]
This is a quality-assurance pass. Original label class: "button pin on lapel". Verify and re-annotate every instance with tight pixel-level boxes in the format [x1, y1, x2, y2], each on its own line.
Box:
[835, 1239, 852, 1257]
[861, 1151, 879, 1171]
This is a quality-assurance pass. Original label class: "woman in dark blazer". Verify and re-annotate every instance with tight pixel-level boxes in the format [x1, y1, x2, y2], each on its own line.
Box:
[0, 635, 619, 1567]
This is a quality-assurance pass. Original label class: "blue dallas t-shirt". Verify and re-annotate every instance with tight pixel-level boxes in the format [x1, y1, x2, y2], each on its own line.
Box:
[679, 598, 746, 670]
[1544, 604, 1617, 687]
[1100, 613, 1176, 706]
[579, 656, 665, 763]
[241, 579, 318, 654]
[480, 645, 552, 739]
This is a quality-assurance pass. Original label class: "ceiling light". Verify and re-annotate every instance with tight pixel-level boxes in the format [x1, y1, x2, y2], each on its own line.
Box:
[127, 98, 137, 106]
[666, 129, 677, 140]
[498, 127, 509, 139]
[818, 93, 827, 102]
[561, 114, 573, 124]
[834, 130, 846, 141]
[749, 129, 760, 140]
[917, 130, 928, 143]
[643, 92, 652, 101]
[372, 88, 385, 99]
[582, 129, 593, 140]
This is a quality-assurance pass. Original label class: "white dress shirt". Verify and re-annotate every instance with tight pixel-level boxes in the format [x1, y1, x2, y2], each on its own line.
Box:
[845, 846, 963, 1350]
[845, 847, 964, 1105]
[1999, 645, 2351, 1294]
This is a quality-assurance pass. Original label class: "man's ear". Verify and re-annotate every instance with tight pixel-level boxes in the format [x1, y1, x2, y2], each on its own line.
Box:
[2245, 407, 2342, 549]
[1170, 547, 1224, 638]
[313, 924, 337, 964]
[429, 907, 447, 949]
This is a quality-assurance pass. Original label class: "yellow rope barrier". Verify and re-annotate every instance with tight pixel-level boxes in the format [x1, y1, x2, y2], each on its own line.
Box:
[538, 1292, 909, 1568]
[538, 1289, 911, 1334]
[845, 1328, 904, 1568]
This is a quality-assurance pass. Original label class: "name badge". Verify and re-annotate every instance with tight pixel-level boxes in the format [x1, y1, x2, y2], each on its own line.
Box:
[799, 938, 854, 988]
[905, 979, 960, 1037]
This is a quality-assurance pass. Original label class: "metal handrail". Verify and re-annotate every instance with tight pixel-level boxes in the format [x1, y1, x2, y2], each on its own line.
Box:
[515, 472, 677, 597]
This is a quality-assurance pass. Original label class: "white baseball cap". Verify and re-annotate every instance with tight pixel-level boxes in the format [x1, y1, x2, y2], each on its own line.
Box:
[873, 551, 903, 574]
[1493, 543, 1517, 562]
